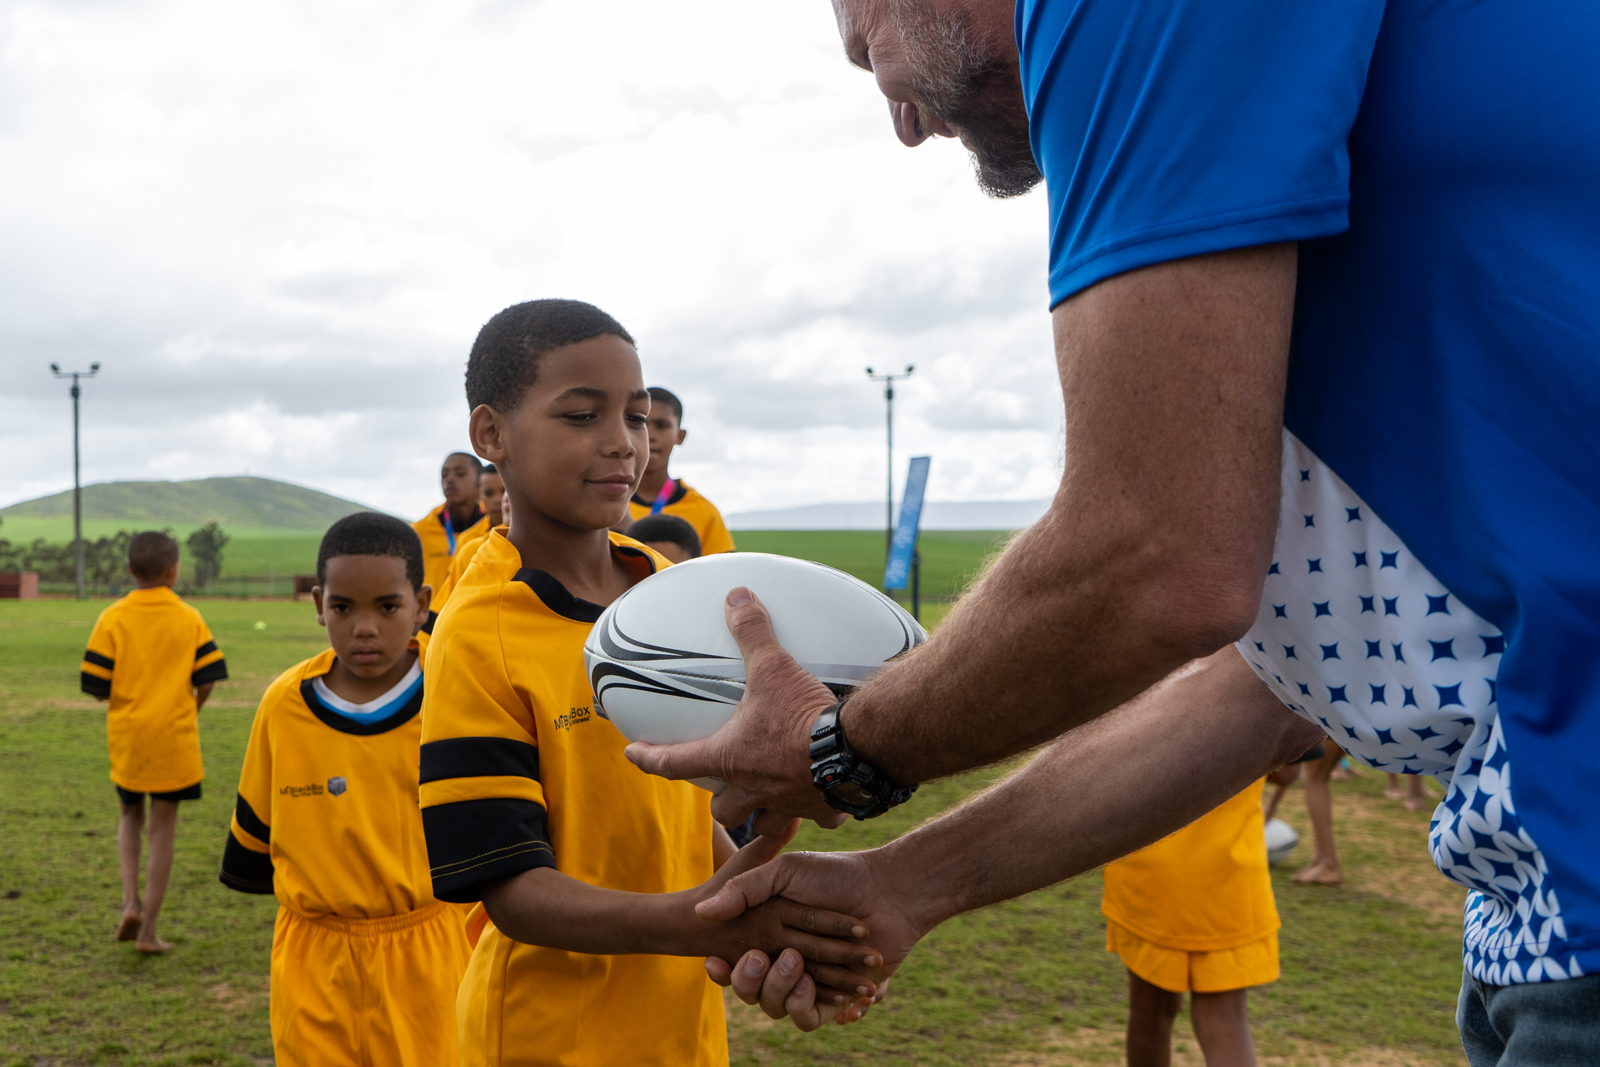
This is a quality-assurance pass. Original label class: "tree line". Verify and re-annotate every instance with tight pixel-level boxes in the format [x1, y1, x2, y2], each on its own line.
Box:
[0, 520, 230, 594]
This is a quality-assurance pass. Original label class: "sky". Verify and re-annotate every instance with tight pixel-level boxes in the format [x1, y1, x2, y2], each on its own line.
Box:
[0, 0, 1061, 521]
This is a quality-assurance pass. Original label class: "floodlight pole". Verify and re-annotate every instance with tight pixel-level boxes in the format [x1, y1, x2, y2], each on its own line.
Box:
[51, 362, 100, 599]
[865, 364, 914, 568]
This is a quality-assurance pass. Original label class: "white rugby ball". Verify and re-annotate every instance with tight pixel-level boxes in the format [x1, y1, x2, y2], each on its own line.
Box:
[585, 553, 927, 763]
[1265, 818, 1299, 866]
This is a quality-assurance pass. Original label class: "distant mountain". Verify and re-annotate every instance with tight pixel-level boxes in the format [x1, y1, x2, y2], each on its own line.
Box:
[726, 499, 1049, 531]
[0, 476, 381, 529]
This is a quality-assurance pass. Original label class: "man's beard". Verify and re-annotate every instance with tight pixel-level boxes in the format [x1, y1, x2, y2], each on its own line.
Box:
[892, 1, 1041, 199]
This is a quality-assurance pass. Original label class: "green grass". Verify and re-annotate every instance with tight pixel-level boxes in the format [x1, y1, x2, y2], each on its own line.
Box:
[6, 529, 1004, 607]
[734, 529, 1010, 604]
[0, 595, 1468, 1065]
[0, 476, 372, 528]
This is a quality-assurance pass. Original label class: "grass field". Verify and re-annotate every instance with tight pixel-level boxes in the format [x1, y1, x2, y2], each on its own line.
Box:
[4, 526, 1007, 606]
[0, 577, 1468, 1065]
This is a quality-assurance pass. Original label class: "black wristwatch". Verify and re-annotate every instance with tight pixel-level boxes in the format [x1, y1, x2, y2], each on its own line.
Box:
[809, 699, 917, 820]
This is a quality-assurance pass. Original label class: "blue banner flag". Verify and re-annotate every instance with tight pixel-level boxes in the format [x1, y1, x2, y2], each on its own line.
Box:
[884, 456, 931, 590]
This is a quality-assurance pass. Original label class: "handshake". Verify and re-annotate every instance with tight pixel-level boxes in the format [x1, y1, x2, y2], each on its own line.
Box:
[688, 821, 910, 1031]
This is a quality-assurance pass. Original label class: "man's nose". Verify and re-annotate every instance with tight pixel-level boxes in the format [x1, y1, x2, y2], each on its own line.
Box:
[890, 100, 930, 147]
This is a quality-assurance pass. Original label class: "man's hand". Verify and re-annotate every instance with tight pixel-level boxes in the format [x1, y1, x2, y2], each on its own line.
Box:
[707, 949, 889, 1031]
[625, 588, 848, 834]
[698, 847, 925, 1029]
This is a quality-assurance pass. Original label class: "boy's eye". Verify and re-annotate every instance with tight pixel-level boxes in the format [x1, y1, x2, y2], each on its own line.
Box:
[627, 414, 649, 426]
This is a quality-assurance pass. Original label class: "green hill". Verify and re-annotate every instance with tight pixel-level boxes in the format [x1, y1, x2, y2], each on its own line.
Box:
[0, 476, 380, 529]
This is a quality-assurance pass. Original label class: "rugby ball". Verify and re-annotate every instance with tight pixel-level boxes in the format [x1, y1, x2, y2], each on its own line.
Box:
[1265, 818, 1299, 866]
[585, 553, 927, 780]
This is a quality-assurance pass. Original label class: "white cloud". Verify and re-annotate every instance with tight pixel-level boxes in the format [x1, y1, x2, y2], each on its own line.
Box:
[0, 0, 1059, 521]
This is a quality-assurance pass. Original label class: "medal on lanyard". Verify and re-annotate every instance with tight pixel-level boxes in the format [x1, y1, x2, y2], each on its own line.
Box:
[649, 479, 676, 515]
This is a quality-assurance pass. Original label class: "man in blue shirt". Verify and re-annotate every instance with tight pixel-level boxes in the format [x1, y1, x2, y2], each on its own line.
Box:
[630, 0, 1600, 1058]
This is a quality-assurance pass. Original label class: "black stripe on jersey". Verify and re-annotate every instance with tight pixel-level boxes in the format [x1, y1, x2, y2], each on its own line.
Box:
[80, 672, 112, 699]
[420, 736, 539, 784]
[440, 507, 485, 533]
[423, 798, 557, 903]
[235, 793, 272, 843]
[192, 659, 229, 686]
[630, 481, 689, 508]
[420, 610, 438, 635]
[515, 569, 605, 623]
[218, 832, 276, 894]
[299, 678, 422, 736]
[83, 650, 115, 670]
[194, 640, 218, 660]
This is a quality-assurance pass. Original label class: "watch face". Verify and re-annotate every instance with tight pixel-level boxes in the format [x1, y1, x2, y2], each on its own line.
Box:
[826, 780, 875, 807]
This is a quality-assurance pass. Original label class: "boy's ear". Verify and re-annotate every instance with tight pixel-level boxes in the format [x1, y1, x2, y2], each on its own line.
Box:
[469, 404, 509, 466]
[311, 586, 326, 626]
[414, 583, 433, 631]
[676, 428, 688, 446]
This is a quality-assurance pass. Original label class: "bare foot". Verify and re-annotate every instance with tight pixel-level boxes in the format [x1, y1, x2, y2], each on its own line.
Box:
[1385, 783, 1407, 801]
[1404, 795, 1433, 813]
[115, 907, 142, 942]
[1292, 862, 1345, 886]
[135, 936, 174, 954]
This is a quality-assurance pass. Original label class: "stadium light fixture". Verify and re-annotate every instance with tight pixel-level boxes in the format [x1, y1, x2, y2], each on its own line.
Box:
[50, 362, 101, 599]
[865, 364, 914, 574]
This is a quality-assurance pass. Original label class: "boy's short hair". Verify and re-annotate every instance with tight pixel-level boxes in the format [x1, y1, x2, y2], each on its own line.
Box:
[317, 513, 426, 591]
[482, 463, 498, 475]
[465, 299, 636, 413]
[447, 451, 483, 476]
[128, 531, 180, 580]
[647, 387, 683, 423]
[626, 514, 701, 559]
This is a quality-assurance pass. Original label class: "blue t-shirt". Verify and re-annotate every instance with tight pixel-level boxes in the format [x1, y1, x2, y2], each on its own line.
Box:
[1019, 0, 1600, 985]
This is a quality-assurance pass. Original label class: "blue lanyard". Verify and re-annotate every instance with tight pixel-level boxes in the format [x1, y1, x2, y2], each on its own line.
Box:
[649, 479, 676, 515]
[442, 509, 457, 554]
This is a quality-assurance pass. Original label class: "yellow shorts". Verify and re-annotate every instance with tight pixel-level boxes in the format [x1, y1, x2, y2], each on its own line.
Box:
[1105, 919, 1279, 994]
[271, 900, 473, 1067]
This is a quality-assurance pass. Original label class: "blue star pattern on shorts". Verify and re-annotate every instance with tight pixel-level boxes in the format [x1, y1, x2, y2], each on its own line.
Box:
[1236, 431, 1583, 984]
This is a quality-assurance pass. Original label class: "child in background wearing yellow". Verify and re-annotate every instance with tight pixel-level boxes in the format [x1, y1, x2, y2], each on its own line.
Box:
[219, 513, 471, 1067]
[414, 451, 490, 592]
[626, 386, 735, 554]
[625, 512, 702, 565]
[420, 299, 880, 1067]
[80, 531, 228, 953]
[1101, 779, 1280, 1067]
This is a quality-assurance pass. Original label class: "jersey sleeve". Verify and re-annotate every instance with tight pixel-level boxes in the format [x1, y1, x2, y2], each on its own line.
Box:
[698, 508, 736, 555]
[191, 613, 228, 687]
[219, 692, 276, 894]
[79, 609, 116, 700]
[1017, 0, 1386, 305]
[419, 599, 557, 903]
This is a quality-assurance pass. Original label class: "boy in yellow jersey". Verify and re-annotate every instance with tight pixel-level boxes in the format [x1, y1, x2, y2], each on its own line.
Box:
[419, 463, 509, 656]
[219, 512, 471, 1067]
[1100, 779, 1281, 1067]
[624, 512, 701, 565]
[80, 531, 228, 954]
[625, 386, 735, 554]
[421, 299, 881, 1067]
[414, 451, 490, 591]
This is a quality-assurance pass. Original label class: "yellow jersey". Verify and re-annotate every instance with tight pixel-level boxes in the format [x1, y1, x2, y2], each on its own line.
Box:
[418, 522, 503, 662]
[419, 529, 726, 1067]
[80, 587, 228, 793]
[628, 480, 735, 555]
[414, 502, 490, 594]
[220, 648, 442, 920]
[1101, 780, 1279, 952]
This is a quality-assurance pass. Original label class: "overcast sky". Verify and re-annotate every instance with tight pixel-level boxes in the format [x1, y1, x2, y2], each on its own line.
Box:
[0, 0, 1060, 520]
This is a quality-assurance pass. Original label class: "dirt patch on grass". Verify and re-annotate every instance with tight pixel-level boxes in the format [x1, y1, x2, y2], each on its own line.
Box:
[1274, 776, 1466, 922]
[990, 1024, 1465, 1066]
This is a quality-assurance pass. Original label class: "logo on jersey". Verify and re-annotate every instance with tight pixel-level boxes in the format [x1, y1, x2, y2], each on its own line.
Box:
[327, 776, 347, 796]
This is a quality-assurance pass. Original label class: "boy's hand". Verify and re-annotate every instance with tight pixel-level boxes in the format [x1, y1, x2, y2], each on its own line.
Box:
[681, 824, 883, 1008]
[708, 948, 890, 1031]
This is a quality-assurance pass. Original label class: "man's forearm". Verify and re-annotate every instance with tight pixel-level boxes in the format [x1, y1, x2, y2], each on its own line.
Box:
[870, 648, 1322, 932]
[847, 246, 1295, 785]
